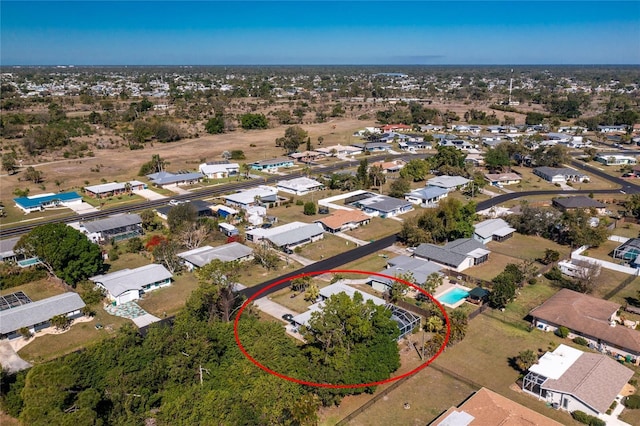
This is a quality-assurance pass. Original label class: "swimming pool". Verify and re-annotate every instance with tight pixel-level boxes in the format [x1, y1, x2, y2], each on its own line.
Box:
[17, 257, 41, 268]
[437, 287, 469, 305]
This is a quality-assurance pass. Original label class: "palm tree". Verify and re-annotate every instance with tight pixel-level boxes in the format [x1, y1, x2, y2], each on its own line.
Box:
[425, 316, 444, 334]
[241, 163, 251, 179]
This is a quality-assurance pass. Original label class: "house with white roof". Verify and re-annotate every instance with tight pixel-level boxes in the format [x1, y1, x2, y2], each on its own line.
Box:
[484, 172, 522, 187]
[246, 221, 324, 252]
[199, 162, 240, 179]
[84, 181, 146, 198]
[594, 154, 637, 166]
[473, 218, 516, 244]
[522, 344, 633, 417]
[533, 167, 589, 183]
[177, 242, 253, 271]
[90, 264, 173, 305]
[413, 238, 490, 272]
[80, 213, 143, 244]
[0, 237, 21, 263]
[349, 193, 413, 218]
[426, 175, 471, 192]
[223, 186, 279, 209]
[315, 144, 362, 156]
[0, 292, 86, 340]
[404, 186, 449, 206]
[276, 177, 324, 195]
[250, 158, 294, 171]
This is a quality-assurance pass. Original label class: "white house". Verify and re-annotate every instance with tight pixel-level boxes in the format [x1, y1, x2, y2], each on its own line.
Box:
[80, 214, 143, 244]
[177, 243, 253, 271]
[199, 162, 240, 179]
[404, 187, 449, 206]
[90, 264, 173, 305]
[594, 154, 637, 166]
[522, 344, 633, 417]
[224, 186, 279, 209]
[84, 181, 146, 198]
[246, 221, 324, 252]
[426, 175, 471, 192]
[146, 171, 203, 188]
[368, 255, 442, 293]
[276, 177, 324, 195]
[533, 167, 589, 183]
[14, 191, 83, 214]
[473, 218, 516, 244]
[484, 172, 522, 187]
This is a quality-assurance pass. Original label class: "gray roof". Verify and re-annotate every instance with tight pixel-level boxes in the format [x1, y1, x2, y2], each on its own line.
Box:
[82, 214, 142, 234]
[0, 292, 85, 334]
[356, 194, 412, 213]
[0, 237, 20, 258]
[552, 196, 606, 209]
[147, 171, 203, 185]
[372, 255, 442, 286]
[534, 167, 586, 178]
[90, 264, 172, 297]
[405, 187, 449, 200]
[473, 218, 516, 239]
[178, 243, 253, 267]
[413, 238, 489, 268]
[267, 223, 324, 247]
[427, 175, 471, 189]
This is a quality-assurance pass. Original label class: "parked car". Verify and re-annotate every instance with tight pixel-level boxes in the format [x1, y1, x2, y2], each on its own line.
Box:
[282, 313, 294, 323]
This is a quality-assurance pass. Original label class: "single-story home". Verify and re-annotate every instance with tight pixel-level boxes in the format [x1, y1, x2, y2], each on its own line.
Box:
[289, 151, 326, 163]
[404, 187, 449, 206]
[14, 191, 83, 214]
[598, 125, 628, 133]
[522, 344, 633, 417]
[315, 144, 362, 156]
[484, 172, 522, 186]
[177, 242, 253, 270]
[413, 238, 490, 272]
[368, 255, 442, 293]
[558, 259, 599, 278]
[90, 264, 173, 305]
[381, 123, 412, 132]
[533, 167, 589, 183]
[426, 175, 471, 192]
[246, 221, 324, 252]
[369, 160, 405, 174]
[250, 158, 294, 171]
[199, 162, 240, 179]
[156, 200, 213, 220]
[552, 196, 606, 215]
[530, 288, 640, 360]
[351, 193, 413, 218]
[223, 186, 279, 209]
[219, 222, 239, 237]
[594, 154, 637, 166]
[80, 213, 143, 244]
[84, 181, 146, 198]
[432, 387, 563, 426]
[351, 142, 392, 153]
[0, 237, 21, 262]
[473, 218, 516, 244]
[146, 171, 204, 188]
[276, 177, 324, 195]
[211, 204, 239, 219]
[398, 141, 431, 151]
[314, 209, 370, 233]
[0, 292, 86, 340]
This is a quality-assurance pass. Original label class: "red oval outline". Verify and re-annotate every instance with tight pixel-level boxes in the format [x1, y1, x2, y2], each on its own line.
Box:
[233, 269, 451, 388]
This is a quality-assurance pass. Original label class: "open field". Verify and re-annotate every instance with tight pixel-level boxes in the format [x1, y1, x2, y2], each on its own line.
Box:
[344, 217, 402, 241]
[0, 278, 65, 301]
[296, 233, 352, 261]
[82, 193, 146, 207]
[465, 252, 526, 282]
[487, 234, 573, 261]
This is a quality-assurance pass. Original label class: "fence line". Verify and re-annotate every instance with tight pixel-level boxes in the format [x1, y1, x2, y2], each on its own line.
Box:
[604, 274, 637, 300]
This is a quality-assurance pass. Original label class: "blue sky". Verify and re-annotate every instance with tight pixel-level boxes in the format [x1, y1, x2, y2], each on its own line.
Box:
[2, 1, 639, 65]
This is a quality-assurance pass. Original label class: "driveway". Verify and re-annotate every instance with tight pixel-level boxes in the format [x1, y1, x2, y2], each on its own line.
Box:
[253, 297, 298, 321]
[133, 188, 167, 201]
[68, 202, 99, 214]
[0, 340, 31, 373]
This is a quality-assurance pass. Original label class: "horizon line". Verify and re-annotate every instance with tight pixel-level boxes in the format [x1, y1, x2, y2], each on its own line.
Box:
[3, 63, 639, 67]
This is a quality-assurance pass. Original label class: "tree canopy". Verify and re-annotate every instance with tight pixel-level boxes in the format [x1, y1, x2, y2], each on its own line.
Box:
[276, 125, 308, 153]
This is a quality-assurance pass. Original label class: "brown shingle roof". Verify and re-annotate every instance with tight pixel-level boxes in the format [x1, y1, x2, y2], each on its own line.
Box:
[431, 387, 563, 425]
[542, 353, 633, 413]
[530, 289, 640, 355]
[314, 209, 370, 231]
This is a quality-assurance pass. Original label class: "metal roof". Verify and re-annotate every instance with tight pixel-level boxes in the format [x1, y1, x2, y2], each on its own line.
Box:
[90, 264, 172, 297]
[0, 293, 85, 334]
[473, 218, 515, 240]
[82, 214, 142, 234]
[427, 175, 471, 189]
[147, 171, 203, 185]
[0, 237, 20, 258]
[267, 223, 324, 247]
[413, 238, 488, 268]
[178, 243, 252, 267]
[14, 192, 82, 209]
[356, 194, 412, 213]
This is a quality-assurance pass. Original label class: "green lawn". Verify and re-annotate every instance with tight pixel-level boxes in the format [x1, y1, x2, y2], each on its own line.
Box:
[270, 284, 320, 314]
[465, 252, 527, 282]
[487, 234, 572, 262]
[336, 251, 393, 278]
[0, 203, 75, 228]
[582, 240, 620, 263]
[136, 273, 200, 317]
[238, 261, 300, 287]
[344, 217, 402, 241]
[296, 234, 351, 261]
[0, 278, 65, 301]
[82, 193, 145, 208]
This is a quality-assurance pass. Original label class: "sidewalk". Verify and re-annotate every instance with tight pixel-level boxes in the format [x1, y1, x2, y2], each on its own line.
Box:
[334, 232, 369, 246]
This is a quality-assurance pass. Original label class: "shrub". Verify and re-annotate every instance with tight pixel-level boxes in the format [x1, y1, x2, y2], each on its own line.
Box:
[555, 326, 570, 338]
[624, 394, 640, 409]
[571, 410, 606, 426]
[295, 199, 304, 206]
[573, 336, 589, 346]
[126, 237, 144, 253]
[303, 202, 317, 215]
[108, 248, 119, 261]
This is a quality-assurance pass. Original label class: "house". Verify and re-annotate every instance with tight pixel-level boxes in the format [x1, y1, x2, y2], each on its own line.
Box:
[14, 191, 83, 214]
[156, 200, 213, 220]
[377, 132, 410, 143]
[289, 151, 326, 164]
[431, 387, 562, 426]
[276, 177, 324, 195]
[314, 209, 370, 233]
[351, 142, 391, 153]
[223, 186, 279, 209]
[594, 154, 637, 166]
[250, 158, 294, 171]
[211, 204, 239, 220]
[381, 123, 412, 132]
[0, 237, 20, 263]
[398, 141, 431, 152]
[218, 222, 239, 237]
[178, 242, 253, 271]
[291, 281, 420, 340]
[613, 238, 640, 265]
[315, 144, 362, 156]
[350, 193, 413, 218]
[473, 218, 515, 244]
[438, 139, 475, 151]
[533, 167, 589, 183]
[484, 172, 522, 186]
[529, 288, 640, 360]
[246, 222, 324, 252]
[198, 162, 240, 179]
[0, 293, 86, 340]
[369, 255, 442, 293]
[84, 181, 146, 198]
[522, 344, 633, 416]
[369, 160, 405, 174]
[413, 238, 490, 272]
[552, 196, 606, 215]
[146, 171, 204, 188]
[80, 213, 143, 244]
[404, 187, 449, 206]
[426, 175, 471, 192]
[598, 125, 628, 133]
[90, 264, 173, 305]
[420, 124, 444, 132]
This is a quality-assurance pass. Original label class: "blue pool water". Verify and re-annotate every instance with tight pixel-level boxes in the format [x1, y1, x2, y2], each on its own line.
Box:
[437, 288, 469, 305]
[17, 257, 41, 267]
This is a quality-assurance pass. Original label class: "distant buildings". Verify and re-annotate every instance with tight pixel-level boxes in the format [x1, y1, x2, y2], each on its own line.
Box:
[84, 181, 146, 198]
[14, 191, 82, 214]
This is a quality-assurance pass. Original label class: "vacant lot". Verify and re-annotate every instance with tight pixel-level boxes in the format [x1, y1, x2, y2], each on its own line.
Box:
[0, 278, 65, 301]
[136, 273, 199, 317]
[487, 234, 572, 261]
[344, 217, 402, 241]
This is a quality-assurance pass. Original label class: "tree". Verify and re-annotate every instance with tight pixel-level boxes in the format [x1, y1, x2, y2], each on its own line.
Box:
[424, 315, 444, 333]
[533, 145, 569, 167]
[275, 125, 308, 153]
[76, 280, 104, 306]
[430, 146, 467, 170]
[152, 239, 183, 274]
[303, 201, 316, 215]
[388, 178, 411, 198]
[176, 221, 209, 250]
[356, 159, 370, 188]
[240, 163, 251, 179]
[484, 144, 512, 172]
[15, 223, 103, 286]
[305, 283, 320, 302]
[368, 165, 386, 189]
[167, 203, 197, 232]
[388, 282, 406, 303]
[252, 243, 280, 270]
[525, 112, 546, 125]
[239, 113, 268, 130]
[400, 159, 428, 181]
[205, 114, 225, 134]
[572, 260, 601, 294]
[138, 154, 168, 176]
[290, 276, 312, 292]
[190, 259, 242, 322]
[489, 277, 517, 309]
[50, 314, 72, 330]
[139, 208, 162, 231]
[515, 349, 538, 372]
[2, 152, 18, 175]
[422, 272, 444, 295]
[448, 310, 468, 345]
[24, 166, 43, 183]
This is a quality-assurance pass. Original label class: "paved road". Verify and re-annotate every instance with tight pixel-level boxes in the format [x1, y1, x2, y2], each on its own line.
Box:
[0, 340, 32, 373]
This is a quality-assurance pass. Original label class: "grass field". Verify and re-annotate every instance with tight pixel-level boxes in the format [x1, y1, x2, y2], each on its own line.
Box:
[344, 217, 402, 241]
[82, 193, 146, 207]
[465, 252, 526, 282]
[296, 233, 352, 261]
[0, 278, 65, 301]
[336, 251, 393, 278]
[487, 234, 572, 261]
[0, 203, 76, 228]
[136, 273, 199, 317]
